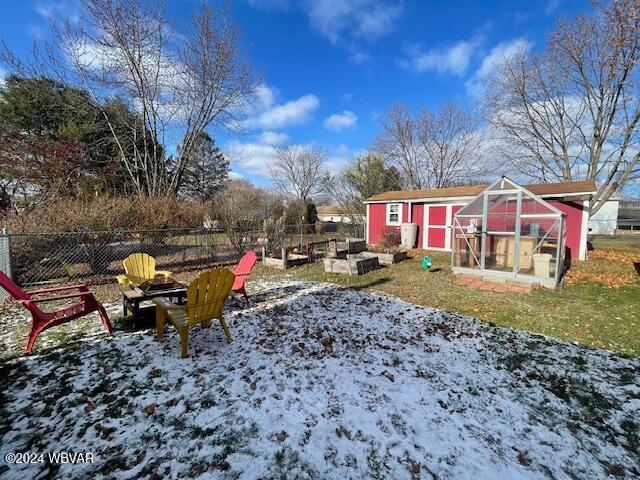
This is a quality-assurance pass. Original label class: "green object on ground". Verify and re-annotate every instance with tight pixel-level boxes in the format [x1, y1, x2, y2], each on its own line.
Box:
[421, 256, 433, 270]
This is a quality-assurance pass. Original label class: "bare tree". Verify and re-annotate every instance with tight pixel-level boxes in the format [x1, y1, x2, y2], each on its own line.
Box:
[417, 102, 478, 188]
[271, 144, 326, 202]
[212, 179, 271, 254]
[374, 102, 480, 189]
[373, 103, 426, 189]
[1, 0, 256, 197]
[487, 0, 640, 216]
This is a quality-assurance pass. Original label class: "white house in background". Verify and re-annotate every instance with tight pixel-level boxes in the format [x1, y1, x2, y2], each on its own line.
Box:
[588, 199, 620, 235]
[316, 206, 365, 224]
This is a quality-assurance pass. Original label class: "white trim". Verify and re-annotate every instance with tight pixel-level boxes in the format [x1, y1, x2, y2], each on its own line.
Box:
[579, 200, 589, 260]
[539, 191, 596, 199]
[366, 195, 477, 204]
[421, 202, 467, 251]
[364, 191, 596, 204]
[423, 205, 429, 249]
[445, 205, 452, 250]
[365, 204, 370, 244]
[386, 203, 402, 226]
[424, 246, 451, 252]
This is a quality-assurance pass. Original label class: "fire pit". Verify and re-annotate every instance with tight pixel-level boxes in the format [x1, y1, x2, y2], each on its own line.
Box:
[139, 275, 182, 293]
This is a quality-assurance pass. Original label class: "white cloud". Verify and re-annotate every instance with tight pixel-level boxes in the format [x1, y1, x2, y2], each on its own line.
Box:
[254, 83, 278, 111]
[246, 1, 401, 65]
[226, 137, 359, 180]
[35, 1, 80, 24]
[225, 140, 279, 178]
[224, 131, 287, 178]
[257, 131, 289, 145]
[35, 1, 69, 19]
[323, 110, 358, 132]
[348, 49, 373, 66]
[303, 0, 402, 44]
[0, 66, 7, 86]
[465, 38, 530, 97]
[248, 94, 320, 129]
[401, 36, 482, 76]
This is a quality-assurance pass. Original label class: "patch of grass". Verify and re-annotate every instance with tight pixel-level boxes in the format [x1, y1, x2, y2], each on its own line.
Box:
[590, 235, 640, 252]
[254, 236, 639, 356]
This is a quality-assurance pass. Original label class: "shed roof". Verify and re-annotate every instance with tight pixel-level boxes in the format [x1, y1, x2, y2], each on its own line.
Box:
[365, 179, 597, 202]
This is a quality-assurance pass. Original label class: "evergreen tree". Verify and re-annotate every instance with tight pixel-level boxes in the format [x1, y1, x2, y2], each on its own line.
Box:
[179, 132, 229, 202]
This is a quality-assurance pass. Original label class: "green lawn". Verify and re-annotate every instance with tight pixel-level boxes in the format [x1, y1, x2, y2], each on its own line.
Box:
[254, 236, 640, 356]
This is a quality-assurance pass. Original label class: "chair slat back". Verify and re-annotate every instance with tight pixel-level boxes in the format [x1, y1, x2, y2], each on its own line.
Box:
[234, 251, 257, 277]
[124, 253, 156, 279]
[186, 269, 234, 326]
[0, 270, 30, 301]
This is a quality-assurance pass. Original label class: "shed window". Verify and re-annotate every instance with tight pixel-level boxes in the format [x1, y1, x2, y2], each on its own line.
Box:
[387, 203, 402, 225]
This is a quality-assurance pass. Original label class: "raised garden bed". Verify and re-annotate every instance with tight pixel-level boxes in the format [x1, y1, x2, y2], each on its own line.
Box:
[361, 250, 407, 265]
[323, 254, 380, 275]
[335, 238, 366, 254]
[262, 248, 309, 270]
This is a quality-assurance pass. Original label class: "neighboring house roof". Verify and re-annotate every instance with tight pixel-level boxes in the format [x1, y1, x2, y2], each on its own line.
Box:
[317, 206, 364, 215]
[365, 179, 597, 202]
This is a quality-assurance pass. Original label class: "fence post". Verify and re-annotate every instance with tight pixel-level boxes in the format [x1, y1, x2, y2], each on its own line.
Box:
[282, 247, 288, 269]
[0, 228, 11, 302]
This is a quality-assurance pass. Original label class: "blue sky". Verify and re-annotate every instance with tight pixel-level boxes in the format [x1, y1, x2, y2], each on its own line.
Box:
[0, 0, 591, 185]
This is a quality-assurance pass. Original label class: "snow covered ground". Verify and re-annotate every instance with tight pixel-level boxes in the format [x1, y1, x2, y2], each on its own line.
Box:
[0, 281, 638, 479]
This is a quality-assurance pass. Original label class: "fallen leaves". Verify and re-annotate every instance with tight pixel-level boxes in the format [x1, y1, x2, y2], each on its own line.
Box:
[566, 250, 639, 288]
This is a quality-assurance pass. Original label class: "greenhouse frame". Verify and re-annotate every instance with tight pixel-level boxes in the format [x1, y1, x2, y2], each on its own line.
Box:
[451, 177, 566, 286]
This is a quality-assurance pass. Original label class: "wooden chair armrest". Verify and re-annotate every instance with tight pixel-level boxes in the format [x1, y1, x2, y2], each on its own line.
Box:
[151, 298, 183, 310]
[25, 292, 93, 303]
[29, 284, 88, 294]
[155, 271, 173, 278]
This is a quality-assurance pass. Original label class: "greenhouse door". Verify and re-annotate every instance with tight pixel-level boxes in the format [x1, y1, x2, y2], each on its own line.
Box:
[481, 190, 521, 274]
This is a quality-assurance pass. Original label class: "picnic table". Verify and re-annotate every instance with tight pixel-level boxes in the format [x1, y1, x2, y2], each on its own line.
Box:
[121, 282, 187, 319]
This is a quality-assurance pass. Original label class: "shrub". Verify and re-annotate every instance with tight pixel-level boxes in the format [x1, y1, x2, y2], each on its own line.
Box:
[380, 228, 401, 249]
[1, 196, 209, 233]
[263, 213, 287, 256]
[1, 197, 211, 279]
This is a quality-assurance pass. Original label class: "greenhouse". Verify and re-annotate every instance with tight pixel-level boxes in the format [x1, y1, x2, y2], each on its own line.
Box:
[452, 177, 566, 286]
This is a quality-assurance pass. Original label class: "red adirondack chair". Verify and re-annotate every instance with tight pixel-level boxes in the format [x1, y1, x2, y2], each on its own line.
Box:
[0, 271, 112, 353]
[232, 251, 258, 306]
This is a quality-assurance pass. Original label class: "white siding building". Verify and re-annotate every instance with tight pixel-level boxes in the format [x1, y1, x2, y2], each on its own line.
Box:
[588, 200, 619, 235]
[317, 206, 365, 224]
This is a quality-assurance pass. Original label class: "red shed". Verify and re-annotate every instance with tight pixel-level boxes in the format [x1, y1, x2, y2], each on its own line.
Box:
[364, 178, 596, 262]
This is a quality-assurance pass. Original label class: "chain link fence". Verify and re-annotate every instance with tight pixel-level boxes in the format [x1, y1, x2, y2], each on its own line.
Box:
[1, 222, 365, 288]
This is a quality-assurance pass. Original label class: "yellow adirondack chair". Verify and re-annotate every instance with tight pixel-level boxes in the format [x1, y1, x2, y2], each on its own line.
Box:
[117, 253, 173, 287]
[153, 269, 235, 358]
